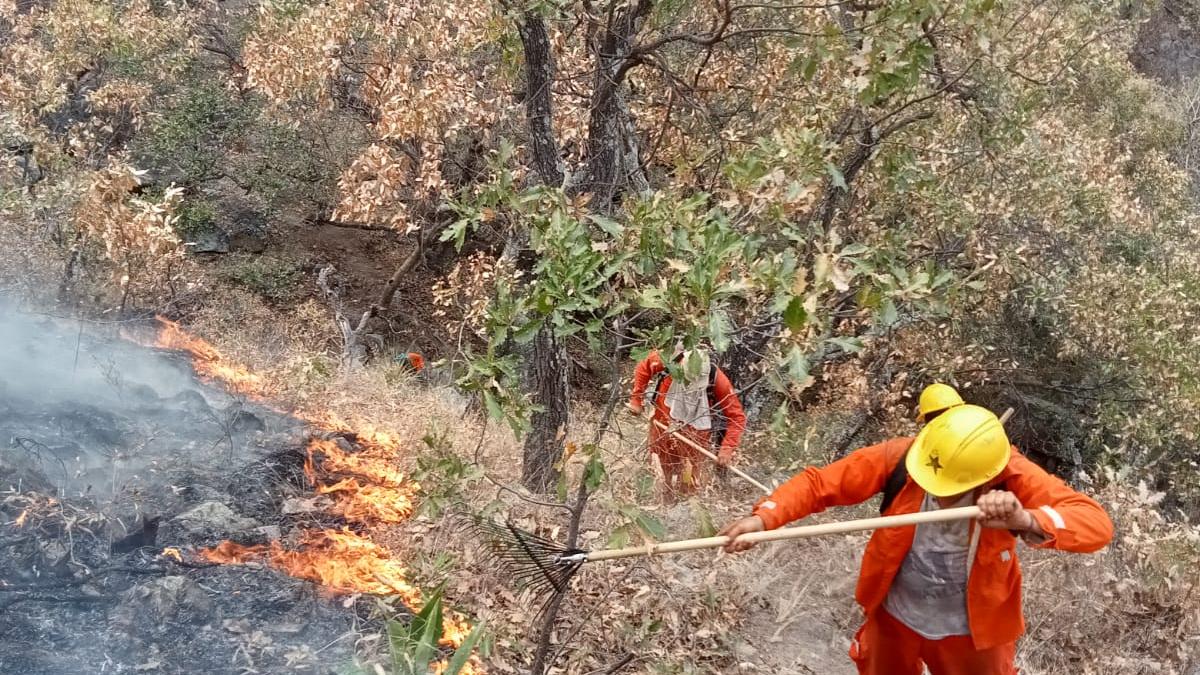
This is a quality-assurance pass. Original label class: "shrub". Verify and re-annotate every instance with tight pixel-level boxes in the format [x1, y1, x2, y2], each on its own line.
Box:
[218, 255, 303, 303]
[172, 198, 219, 241]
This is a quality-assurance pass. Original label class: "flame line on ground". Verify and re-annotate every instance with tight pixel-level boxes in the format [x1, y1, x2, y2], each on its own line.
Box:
[124, 318, 479, 666]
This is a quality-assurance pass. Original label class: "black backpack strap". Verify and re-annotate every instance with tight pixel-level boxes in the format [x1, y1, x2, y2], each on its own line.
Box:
[646, 370, 668, 407]
[879, 455, 909, 515]
[878, 457, 1009, 515]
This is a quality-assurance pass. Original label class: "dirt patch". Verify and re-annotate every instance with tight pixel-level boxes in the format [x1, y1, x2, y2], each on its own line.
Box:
[1132, 0, 1200, 85]
[190, 211, 458, 362]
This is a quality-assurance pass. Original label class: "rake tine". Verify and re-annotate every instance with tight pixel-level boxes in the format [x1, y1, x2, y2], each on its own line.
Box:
[513, 569, 558, 587]
[535, 587, 563, 620]
[510, 557, 575, 590]
[502, 527, 566, 584]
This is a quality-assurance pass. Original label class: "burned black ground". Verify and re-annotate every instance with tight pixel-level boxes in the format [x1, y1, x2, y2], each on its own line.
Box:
[0, 312, 372, 674]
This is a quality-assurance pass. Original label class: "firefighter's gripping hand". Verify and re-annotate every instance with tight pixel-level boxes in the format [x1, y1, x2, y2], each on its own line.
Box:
[719, 515, 764, 553]
[627, 401, 644, 417]
[716, 446, 734, 467]
[977, 490, 1037, 532]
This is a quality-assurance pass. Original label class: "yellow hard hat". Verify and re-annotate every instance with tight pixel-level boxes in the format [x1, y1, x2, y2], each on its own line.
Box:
[916, 383, 965, 423]
[906, 404, 1011, 497]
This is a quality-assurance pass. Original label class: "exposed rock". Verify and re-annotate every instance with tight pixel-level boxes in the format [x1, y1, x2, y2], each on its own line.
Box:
[166, 501, 260, 541]
[228, 227, 268, 254]
[223, 405, 265, 433]
[188, 228, 230, 255]
[54, 405, 126, 446]
[181, 190, 271, 256]
[168, 389, 212, 416]
[112, 576, 213, 631]
[128, 383, 162, 403]
[215, 195, 270, 254]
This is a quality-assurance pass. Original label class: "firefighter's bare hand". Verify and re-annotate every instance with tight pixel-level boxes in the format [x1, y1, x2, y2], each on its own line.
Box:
[716, 447, 734, 467]
[977, 490, 1036, 531]
[626, 401, 644, 417]
[719, 515, 764, 553]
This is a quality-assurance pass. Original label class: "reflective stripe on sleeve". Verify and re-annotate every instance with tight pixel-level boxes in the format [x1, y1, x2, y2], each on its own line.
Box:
[1039, 505, 1066, 530]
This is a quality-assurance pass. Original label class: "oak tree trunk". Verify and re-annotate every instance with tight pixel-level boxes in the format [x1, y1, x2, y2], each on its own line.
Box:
[521, 327, 570, 493]
[578, 0, 652, 213]
[516, 13, 565, 187]
[514, 11, 572, 494]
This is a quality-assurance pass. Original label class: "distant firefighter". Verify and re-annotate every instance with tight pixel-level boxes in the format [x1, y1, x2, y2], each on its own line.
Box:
[628, 345, 745, 495]
[916, 382, 964, 423]
[394, 351, 425, 375]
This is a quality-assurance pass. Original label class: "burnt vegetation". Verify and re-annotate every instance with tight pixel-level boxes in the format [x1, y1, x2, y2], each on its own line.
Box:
[0, 314, 363, 673]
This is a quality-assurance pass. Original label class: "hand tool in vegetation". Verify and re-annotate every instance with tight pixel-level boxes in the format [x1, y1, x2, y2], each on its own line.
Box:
[652, 418, 772, 494]
[479, 506, 982, 615]
[483, 407, 1016, 612]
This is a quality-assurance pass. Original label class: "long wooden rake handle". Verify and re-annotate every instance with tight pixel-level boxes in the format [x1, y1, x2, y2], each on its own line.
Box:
[600, 407, 1015, 562]
[652, 418, 772, 494]
[585, 506, 982, 562]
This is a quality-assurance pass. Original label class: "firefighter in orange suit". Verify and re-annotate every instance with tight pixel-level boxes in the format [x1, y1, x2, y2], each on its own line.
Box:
[719, 405, 1113, 675]
[628, 347, 746, 494]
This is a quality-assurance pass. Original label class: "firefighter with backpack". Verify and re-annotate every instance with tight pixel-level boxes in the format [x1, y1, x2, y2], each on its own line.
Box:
[628, 344, 746, 495]
[718, 390, 1113, 675]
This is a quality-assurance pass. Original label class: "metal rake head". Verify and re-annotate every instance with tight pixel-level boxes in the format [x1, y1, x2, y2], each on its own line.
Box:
[472, 517, 587, 617]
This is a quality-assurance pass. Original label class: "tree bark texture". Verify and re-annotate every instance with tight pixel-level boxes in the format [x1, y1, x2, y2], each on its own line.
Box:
[722, 313, 780, 419]
[513, 12, 573, 494]
[529, 319, 630, 674]
[517, 12, 565, 187]
[521, 327, 570, 493]
[580, 0, 652, 213]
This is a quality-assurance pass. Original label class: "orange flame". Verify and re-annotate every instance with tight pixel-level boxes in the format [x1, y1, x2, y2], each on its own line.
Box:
[13, 510, 28, 528]
[141, 317, 267, 397]
[201, 540, 269, 564]
[301, 414, 404, 455]
[308, 438, 410, 488]
[201, 529, 421, 605]
[161, 547, 183, 563]
[440, 610, 475, 647]
[318, 478, 415, 524]
[144, 319, 481, 661]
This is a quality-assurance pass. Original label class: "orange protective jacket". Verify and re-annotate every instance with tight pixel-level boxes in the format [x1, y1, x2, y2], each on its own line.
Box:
[630, 351, 747, 453]
[753, 438, 1114, 649]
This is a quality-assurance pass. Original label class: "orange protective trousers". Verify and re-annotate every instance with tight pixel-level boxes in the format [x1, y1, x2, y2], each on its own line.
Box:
[648, 413, 710, 493]
[850, 609, 1018, 675]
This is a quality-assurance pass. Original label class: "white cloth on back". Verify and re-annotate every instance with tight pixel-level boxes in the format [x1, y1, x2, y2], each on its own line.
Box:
[664, 350, 712, 430]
